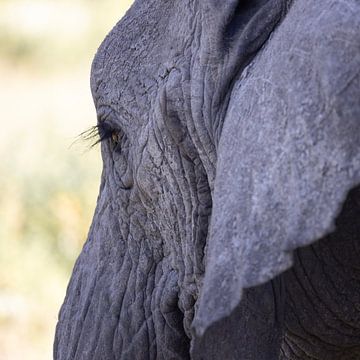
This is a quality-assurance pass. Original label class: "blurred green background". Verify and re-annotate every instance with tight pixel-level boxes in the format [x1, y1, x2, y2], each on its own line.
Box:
[0, 0, 133, 358]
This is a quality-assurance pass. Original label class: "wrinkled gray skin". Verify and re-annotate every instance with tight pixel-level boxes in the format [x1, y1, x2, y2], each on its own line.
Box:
[54, 0, 360, 359]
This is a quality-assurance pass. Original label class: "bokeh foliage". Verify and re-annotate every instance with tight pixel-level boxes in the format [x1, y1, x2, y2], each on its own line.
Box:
[0, 1, 133, 358]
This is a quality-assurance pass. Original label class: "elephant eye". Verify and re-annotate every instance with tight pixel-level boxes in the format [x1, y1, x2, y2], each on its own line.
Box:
[97, 123, 122, 148]
[111, 131, 120, 145]
[80, 123, 123, 150]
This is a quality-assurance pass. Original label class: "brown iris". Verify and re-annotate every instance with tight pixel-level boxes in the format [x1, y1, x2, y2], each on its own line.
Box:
[111, 131, 120, 145]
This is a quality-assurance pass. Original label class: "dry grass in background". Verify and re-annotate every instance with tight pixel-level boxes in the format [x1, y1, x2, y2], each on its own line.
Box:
[0, 1, 133, 358]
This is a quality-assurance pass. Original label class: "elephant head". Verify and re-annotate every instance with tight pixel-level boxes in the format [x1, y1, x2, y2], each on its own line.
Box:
[55, 0, 360, 359]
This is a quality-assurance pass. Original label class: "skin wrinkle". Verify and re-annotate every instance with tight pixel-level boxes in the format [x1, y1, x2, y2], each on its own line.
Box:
[284, 330, 321, 360]
[284, 312, 333, 359]
[312, 244, 360, 326]
[180, 77, 206, 167]
[330, 244, 360, 280]
[109, 254, 130, 316]
[179, 157, 204, 278]
[284, 233, 360, 358]
[328, 239, 360, 278]
[169, 182, 195, 322]
[286, 270, 326, 341]
[153, 81, 207, 306]
[280, 345, 287, 359]
[180, 11, 217, 181]
[285, 326, 319, 359]
[298, 250, 349, 332]
[152, 264, 165, 358]
[72, 276, 99, 358]
[291, 254, 351, 341]
[189, 62, 216, 174]
[296, 250, 360, 339]
[190, 54, 214, 160]
[125, 263, 141, 350]
[286, 291, 338, 350]
[282, 337, 301, 360]
[281, 338, 296, 360]
[116, 253, 133, 341]
[155, 266, 190, 358]
[149, 63, 209, 330]
[151, 160, 191, 324]
[175, 165, 193, 271]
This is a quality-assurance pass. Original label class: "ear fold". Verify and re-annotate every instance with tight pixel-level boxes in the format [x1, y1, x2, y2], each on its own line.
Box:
[204, 0, 286, 61]
[193, 0, 360, 336]
[200, 0, 288, 142]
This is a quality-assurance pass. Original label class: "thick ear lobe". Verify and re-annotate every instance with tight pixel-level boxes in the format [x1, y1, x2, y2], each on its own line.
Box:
[193, 1, 360, 336]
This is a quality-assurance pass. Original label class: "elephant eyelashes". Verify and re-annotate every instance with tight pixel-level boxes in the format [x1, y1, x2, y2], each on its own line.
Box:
[81, 123, 122, 150]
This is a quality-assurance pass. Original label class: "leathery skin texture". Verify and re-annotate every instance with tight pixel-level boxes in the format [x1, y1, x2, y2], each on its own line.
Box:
[54, 0, 360, 359]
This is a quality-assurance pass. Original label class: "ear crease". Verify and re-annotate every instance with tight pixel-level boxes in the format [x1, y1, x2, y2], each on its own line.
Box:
[206, 0, 288, 65]
[230, 0, 286, 55]
[221, 0, 262, 49]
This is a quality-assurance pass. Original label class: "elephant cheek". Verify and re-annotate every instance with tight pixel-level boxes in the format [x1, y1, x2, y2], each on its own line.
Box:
[134, 151, 164, 207]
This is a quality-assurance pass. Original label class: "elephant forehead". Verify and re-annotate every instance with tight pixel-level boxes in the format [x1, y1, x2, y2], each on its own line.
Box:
[90, 8, 160, 121]
[89, 1, 188, 127]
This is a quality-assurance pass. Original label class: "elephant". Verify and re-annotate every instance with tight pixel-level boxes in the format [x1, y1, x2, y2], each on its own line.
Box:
[54, 0, 360, 359]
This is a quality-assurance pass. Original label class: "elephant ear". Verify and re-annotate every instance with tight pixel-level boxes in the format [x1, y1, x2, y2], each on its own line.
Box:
[194, 0, 360, 335]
